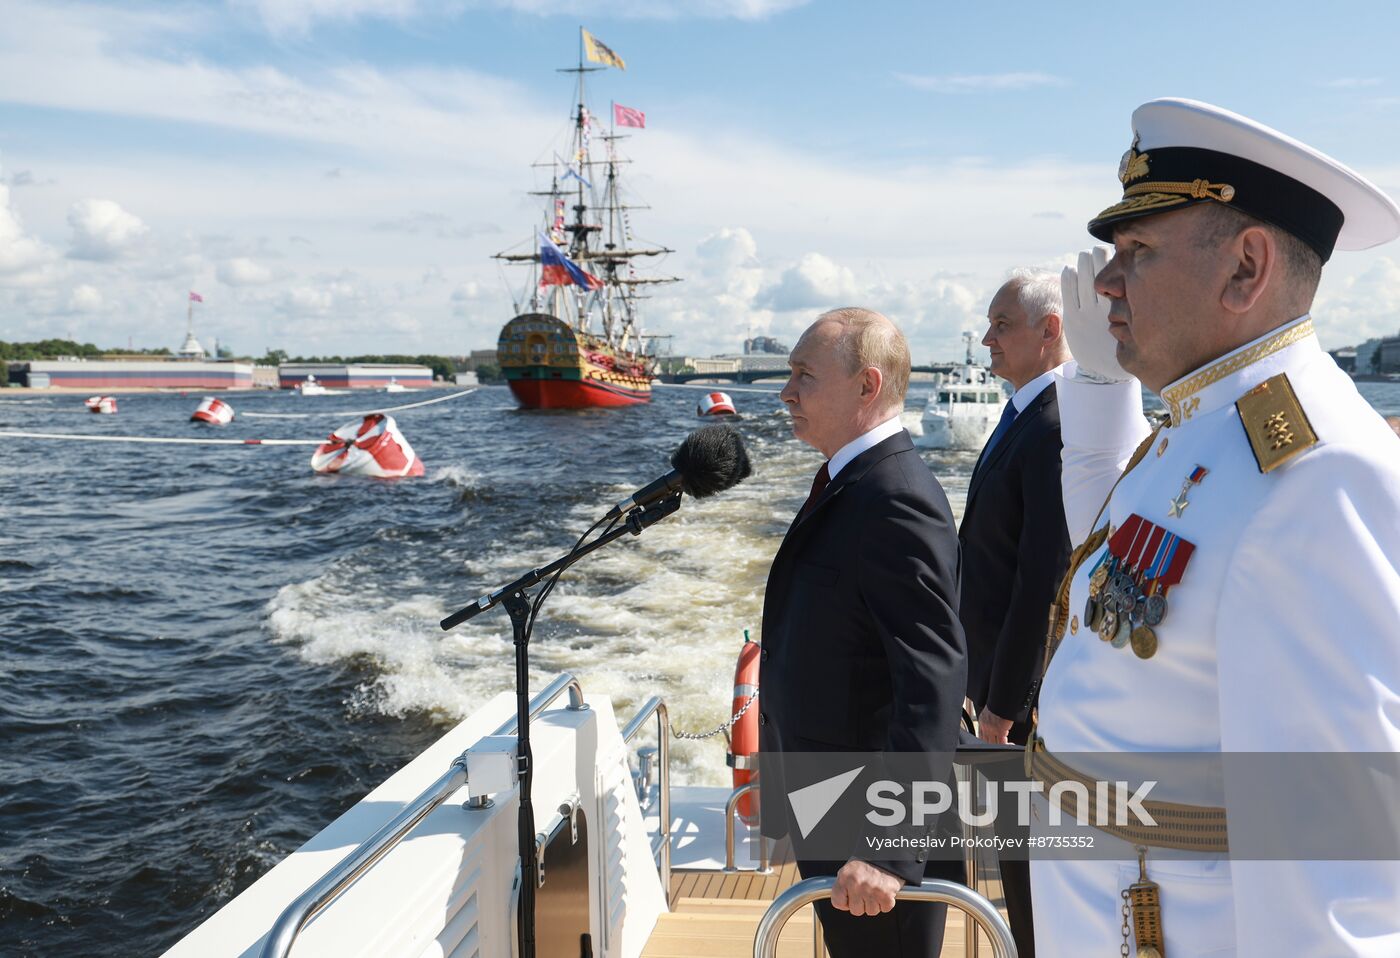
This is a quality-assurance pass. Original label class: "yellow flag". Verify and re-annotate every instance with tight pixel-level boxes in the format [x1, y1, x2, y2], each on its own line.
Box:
[582, 29, 626, 70]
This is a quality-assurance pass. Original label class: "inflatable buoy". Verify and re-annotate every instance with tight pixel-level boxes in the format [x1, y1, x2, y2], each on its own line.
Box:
[311, 413, 424, 478]
[191, 396, 234, 425]
[728, 630, 761, 826]
[85, 396, 118, 414]
[697, 391, 737, 417]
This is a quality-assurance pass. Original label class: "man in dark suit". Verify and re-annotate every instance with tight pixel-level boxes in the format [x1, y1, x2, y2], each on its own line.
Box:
[759, 307, 968, 958]
[959, 269, 1073, 958]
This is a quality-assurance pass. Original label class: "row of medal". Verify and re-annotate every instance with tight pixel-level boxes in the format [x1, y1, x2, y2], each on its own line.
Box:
[1083, 512, 1196, 660]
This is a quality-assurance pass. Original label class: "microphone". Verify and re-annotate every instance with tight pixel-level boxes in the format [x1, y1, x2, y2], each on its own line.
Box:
[606, 425, 752, 517]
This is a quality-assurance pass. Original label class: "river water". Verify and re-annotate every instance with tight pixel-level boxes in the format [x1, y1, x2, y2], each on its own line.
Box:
[1, 379, 1396, 954]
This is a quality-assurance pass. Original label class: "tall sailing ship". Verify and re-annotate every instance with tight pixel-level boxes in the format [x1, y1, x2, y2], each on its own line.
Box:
[494, 32, 680, 408]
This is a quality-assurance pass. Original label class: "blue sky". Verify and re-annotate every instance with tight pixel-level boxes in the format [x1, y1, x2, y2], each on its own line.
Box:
[2, 0, 1399, 360]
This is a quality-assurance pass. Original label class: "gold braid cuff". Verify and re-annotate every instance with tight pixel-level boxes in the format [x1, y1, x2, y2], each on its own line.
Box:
[1027, 738, 1230, 854]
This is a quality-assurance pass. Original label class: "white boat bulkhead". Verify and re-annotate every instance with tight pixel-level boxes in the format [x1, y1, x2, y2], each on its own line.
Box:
[164, 680, 667, 958]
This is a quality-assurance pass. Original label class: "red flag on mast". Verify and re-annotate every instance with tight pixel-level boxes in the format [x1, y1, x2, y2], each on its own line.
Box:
[613, 103, 645, 129]
[189, 291, 204, 303]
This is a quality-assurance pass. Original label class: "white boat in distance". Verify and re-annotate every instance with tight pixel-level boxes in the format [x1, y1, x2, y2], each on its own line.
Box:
[918, 332, 1007, 451]
[383, 377, 408, 393]
[295, 374, 329, 396]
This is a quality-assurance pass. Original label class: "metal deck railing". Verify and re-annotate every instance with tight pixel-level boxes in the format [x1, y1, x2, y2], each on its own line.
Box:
[260, 673, 588, 958]
[752, 876, 1017, 958]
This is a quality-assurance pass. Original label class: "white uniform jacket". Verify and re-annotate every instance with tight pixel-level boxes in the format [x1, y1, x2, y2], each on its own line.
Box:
[1032, 315, 1400, 957]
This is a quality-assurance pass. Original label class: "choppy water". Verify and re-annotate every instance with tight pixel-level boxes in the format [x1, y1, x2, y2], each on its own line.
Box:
[1, 380, 1396, 955]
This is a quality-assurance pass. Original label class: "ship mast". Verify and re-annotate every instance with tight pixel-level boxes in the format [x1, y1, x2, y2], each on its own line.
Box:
[492, 33, 681, 358]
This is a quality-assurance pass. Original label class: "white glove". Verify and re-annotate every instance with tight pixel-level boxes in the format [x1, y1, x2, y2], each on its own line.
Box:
[1060, 247, 1131, 383]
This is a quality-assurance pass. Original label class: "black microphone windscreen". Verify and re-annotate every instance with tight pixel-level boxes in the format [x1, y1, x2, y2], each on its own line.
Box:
[670, 425, 752, 499]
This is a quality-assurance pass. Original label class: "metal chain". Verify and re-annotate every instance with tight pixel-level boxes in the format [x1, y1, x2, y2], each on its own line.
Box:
[672, 690, 759, 740]
[1120, 888, 1132, 958]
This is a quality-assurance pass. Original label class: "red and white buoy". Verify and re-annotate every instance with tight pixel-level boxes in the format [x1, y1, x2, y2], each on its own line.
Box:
[190, 396, 235, 425]
[85, 396, 118, 415]
[311, 413, 424, 478]
[696, 391, 737, 417]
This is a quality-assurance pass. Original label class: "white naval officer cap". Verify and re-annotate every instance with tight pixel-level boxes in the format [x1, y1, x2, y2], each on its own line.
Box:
[1089, 98, 1400, 262]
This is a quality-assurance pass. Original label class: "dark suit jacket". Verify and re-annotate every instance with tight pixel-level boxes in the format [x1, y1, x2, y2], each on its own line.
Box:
[758, 430, 967, 884]
[959, 383, 1071, 724]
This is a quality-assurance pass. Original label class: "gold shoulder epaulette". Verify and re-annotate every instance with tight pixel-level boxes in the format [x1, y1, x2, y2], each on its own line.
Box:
[1235, 373, 1318, 473]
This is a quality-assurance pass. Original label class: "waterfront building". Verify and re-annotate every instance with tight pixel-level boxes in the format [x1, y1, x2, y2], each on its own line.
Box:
[10, 358, 253, 389]
[277, 362, 434, 389]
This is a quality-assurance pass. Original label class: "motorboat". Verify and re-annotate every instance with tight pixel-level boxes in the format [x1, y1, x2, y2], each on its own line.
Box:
[296, 375, 328, 397]
[919, 333, 1006, 451]
[383, 378, 407, 393]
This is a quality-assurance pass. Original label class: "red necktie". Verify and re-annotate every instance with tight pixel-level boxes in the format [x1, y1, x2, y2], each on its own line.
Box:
[800, 462, 831, 519]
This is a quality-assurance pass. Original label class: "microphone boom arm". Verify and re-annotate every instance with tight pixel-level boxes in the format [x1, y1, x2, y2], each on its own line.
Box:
[439, 492, 682, 631]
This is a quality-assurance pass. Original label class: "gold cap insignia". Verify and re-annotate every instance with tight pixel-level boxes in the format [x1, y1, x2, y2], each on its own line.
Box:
[1118, 132, 1150, 185]
[1236, 373, 1318, 473]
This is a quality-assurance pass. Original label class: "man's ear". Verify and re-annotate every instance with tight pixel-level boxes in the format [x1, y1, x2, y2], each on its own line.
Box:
[1221, 226, 1275, 314]
[1042, 312, 1063, 344]
[860, 365, 884, 405]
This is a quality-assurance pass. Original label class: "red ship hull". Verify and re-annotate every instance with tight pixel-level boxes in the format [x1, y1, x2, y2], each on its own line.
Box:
[507, 376, 650, 409]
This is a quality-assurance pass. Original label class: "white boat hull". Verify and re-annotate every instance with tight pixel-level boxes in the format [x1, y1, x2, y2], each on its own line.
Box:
[918, 409, 998, 450]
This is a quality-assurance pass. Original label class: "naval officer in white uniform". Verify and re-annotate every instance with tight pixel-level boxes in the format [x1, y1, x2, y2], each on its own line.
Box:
[1029, 99, 1400, 956]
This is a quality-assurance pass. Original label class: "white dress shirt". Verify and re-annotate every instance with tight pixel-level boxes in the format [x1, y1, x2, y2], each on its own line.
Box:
[828, 413, 906, 479]
[1009, 361, 1072, 415]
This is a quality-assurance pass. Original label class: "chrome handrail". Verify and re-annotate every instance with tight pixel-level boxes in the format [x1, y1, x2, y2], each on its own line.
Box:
[622, 696, 671, 905]
[753, 877, 1016, 958]
[262, 672, 588, 958]
[260, 762, 469, 958]
[724, 782, 769, 873]
[493, 672, 588, 736]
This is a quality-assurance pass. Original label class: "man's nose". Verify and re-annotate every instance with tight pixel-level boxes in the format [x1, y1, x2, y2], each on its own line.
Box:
[981, 325, 995, 348]
[779, 378, 796, 403]
[1095, 255, 1124, 299]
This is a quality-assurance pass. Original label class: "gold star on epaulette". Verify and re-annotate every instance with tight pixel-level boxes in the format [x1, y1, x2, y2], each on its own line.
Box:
[1235, 373, 1318, 473]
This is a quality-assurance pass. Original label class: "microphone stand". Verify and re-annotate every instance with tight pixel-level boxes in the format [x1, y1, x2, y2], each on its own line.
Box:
[439, 492, 682, 958]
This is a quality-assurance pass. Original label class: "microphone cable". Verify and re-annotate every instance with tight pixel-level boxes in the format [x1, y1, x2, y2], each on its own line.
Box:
[524, 508, 624, 647]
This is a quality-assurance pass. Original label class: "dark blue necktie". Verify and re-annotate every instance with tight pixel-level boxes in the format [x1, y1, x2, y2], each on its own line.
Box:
[973, 400, 1019, 478]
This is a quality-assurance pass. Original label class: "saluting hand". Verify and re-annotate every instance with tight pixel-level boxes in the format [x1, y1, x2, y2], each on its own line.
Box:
[831, 859, 902, 916]
[1061, 247, 1131, 383]
[976, 707, 1013, 745]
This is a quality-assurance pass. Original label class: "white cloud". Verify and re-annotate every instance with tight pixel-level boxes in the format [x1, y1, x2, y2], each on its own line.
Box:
[67, 283, 103, 312]
[0, 184, 59, 286]
[217, 256, 279, 286]
[235, 0, 808, 34]
[232, 0, 424, 35]
[67, 198, 148, 261]
[896, 72, 1067, 93]
[756, 252, 857, 311]
[1313, 255, 1400, 346]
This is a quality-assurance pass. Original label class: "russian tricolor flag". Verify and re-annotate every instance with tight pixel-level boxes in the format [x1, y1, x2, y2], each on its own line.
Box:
[539, 233, 603, 290]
